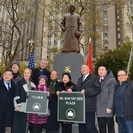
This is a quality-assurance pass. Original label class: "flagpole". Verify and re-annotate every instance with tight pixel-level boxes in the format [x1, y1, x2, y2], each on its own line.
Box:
[86, 38, 93, 74]
[28, 40, 35, 69]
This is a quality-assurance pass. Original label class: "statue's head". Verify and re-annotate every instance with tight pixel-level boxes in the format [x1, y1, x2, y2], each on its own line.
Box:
[69, 4, 76, 13]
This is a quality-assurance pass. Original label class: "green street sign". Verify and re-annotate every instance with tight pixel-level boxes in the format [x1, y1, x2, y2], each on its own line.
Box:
[58, 92, 85, 123]
[25, 91, 49, 114]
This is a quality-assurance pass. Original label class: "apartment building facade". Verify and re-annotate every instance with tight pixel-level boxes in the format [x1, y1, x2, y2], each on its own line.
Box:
[0, 0, 133, 65]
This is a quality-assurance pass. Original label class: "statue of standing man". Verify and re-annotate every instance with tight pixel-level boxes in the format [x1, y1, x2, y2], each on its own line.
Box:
[61, 4, 82, 53]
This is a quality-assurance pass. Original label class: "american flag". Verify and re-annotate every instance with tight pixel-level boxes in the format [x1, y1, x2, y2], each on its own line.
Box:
[28, 51, 34, 69]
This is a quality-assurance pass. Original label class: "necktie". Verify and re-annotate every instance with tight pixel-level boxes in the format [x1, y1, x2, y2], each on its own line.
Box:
[82, 76, 85, 82]
[100, 79, 104, 82]
[7, 83, 11, 91]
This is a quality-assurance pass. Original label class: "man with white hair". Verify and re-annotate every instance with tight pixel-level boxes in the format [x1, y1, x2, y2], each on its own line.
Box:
[31, 59, 50, 86]
[77, 64, 101, 133]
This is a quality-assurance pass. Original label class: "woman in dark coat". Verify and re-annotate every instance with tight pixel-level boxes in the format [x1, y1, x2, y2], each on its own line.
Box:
[56, 73, 76, 133]
[12, 68, 36, 133]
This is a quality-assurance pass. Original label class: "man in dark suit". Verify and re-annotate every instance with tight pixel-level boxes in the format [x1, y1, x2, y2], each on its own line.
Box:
[0, 69, 15, 133]
[31, 59, 51, 86]
[77, 64, 101, 133]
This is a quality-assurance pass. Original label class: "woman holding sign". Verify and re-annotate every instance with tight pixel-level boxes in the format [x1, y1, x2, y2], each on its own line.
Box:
[12, 68, 36, 133]
[28, 75, 51, 133]
[56, 73, 76, 133]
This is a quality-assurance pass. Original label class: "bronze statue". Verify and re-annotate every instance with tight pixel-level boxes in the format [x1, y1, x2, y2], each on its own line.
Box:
[61, 4, 82, 53]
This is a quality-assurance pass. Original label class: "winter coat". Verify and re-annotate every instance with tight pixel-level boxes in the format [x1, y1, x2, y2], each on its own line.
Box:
[57, 81, 76, 92]
[96, 70, 116, 117]
[14, 78, 34, 112]
[0, 79, 15, 127]
[114, 80, 133, 120]
[46, 80, 60, 130]
[31, 67, 50, 86]
[12, 72, 22, 84]
[77, 74, 101, 112]
[12, 78, 35, 133]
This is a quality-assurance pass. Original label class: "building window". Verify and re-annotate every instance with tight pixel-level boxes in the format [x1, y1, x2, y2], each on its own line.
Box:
[104, 33, 108, 37]
[60, 40, 64, 48]
[103, 11, 108, 18]
[54, 33, 57, 46]
[103, 19, 108, 24]
[103, 8, 108, 12]
[54, 40, 57, 45]
[118, 34, 120, 39]
[103, 26, 108, 31]
[48, 34, 51, 45]
[104, 40, 108, 44]
[117, 21, 120, 25]
[117, 9, 120, 14]
[118, 41, 120, 46]
[117, 15, 120, 19]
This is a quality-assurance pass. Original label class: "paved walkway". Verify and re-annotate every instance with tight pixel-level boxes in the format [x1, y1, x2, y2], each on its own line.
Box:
[42, 122, 118, 133]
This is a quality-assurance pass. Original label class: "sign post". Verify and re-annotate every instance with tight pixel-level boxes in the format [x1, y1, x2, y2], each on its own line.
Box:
[58, 92, 85, 123]
[25, 91, 49, 114]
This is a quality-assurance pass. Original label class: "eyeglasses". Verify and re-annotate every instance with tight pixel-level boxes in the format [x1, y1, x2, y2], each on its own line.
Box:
[117, 74, 126, 77]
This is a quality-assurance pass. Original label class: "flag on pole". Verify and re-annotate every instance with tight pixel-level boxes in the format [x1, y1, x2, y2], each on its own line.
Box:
[28, 41, 34, 69]
[86, 38, 93, 74]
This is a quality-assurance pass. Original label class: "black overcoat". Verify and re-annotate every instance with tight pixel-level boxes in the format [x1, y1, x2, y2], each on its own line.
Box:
[12, 78, 34, 133]
[31, 68, 51, 86]
[0, 79, 15, 127]
[114, 81, 133, 120]
[77, 74, 101, 112]
[46, 81, 60, 130]
[57, 81, 76, 92]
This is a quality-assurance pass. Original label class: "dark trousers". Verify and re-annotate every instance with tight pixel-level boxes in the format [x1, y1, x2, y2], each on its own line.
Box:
[61, 123, 72, 133]
[79, 111, 95, 133]
[46, 129, 59, 133]
[0, 126, 5, 133]
[29, 123, 43, 133]
[97, 117, 115, 133]
[12, 111, 27, 133]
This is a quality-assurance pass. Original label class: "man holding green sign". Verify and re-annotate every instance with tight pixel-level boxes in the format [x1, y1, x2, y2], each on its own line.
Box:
[58, 92, 85, 123]
[77, 64, 101, 133]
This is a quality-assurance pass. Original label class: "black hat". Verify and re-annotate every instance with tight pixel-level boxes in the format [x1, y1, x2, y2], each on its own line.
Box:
[11, 62, 20, 68]
[62, 72, 72, 81]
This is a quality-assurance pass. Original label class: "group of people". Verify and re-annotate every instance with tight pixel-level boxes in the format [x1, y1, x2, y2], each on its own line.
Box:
[0, 59, 133, 133]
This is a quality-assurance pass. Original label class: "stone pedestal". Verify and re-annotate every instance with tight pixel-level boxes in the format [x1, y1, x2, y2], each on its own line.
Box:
[54, 53, 84, 84]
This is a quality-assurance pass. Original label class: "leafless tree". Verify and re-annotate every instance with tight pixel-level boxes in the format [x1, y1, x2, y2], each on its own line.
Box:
[0, 0, 35, 68]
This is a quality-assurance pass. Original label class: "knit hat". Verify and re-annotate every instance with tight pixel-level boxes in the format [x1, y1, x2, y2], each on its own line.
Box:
[11, 62, 20, 68]
[38, 75, 48, 82]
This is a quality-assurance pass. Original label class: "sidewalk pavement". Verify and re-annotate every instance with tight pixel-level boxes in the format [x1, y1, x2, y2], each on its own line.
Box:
[42, 122, 118, 133]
